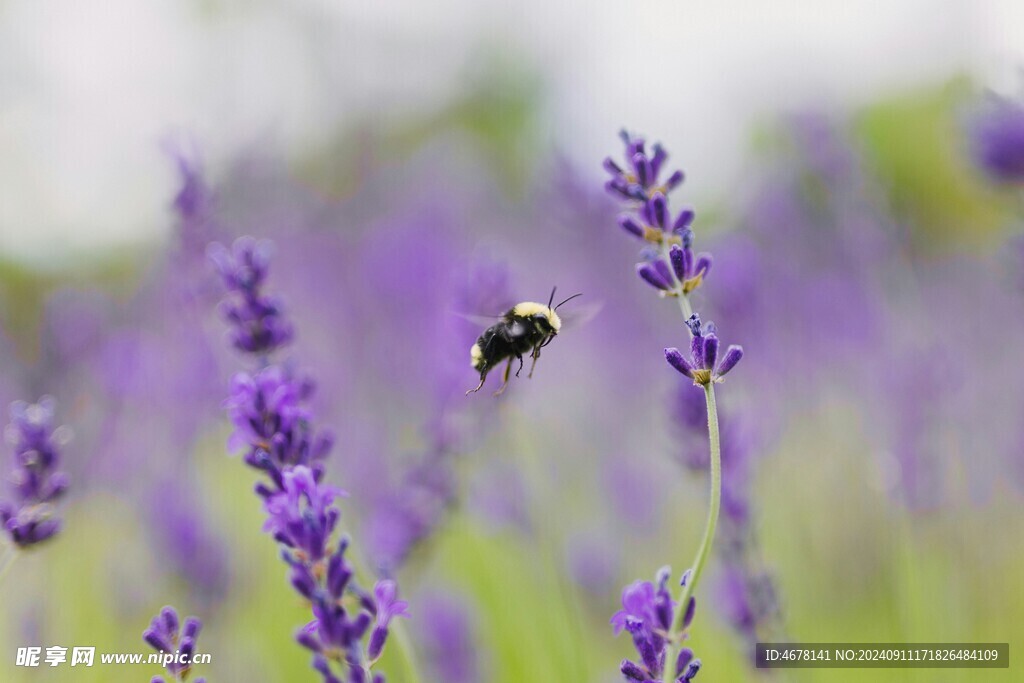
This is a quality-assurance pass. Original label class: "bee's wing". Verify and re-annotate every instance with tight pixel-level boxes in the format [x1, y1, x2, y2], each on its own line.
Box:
[557, 301, 603, 330]
[450, 311, 504, 328]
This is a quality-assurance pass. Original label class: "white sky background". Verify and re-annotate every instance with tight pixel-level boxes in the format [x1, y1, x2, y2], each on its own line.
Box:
[0, 0, 1022, 267]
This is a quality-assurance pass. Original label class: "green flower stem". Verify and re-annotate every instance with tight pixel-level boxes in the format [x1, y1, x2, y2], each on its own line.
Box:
[676, 291, 694, 321]
[661, 382, 721, 683]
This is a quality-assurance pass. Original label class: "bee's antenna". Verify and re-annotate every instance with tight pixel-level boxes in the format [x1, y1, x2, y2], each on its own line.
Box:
[547, 286, 557, 309]
[555, 292, 583, 310]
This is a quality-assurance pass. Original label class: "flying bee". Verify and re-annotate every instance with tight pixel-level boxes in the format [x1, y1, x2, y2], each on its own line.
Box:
[466, 288, 583, 396]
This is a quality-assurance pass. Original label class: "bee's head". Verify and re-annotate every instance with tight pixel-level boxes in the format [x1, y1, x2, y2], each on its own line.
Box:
[533, 309, 561, 335]
[511, 302, 562, 334]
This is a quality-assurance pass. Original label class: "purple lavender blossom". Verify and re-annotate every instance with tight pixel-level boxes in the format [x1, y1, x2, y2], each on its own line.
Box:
[611, 568, 699, 682]
[164, 137, 220, 257]
[143, 605, 207, 683]
[0, 397, 70, 548]
[968, 95, 1024, 183]
[264, 465, 346, 562]
[208, 237, 294, 356]
[148, 479, 229, 603]
[604, 131, 686, 206]
[223, 366, 333, 497]
[605, 132, 711, 311]
[367, 580, 410, 660]
[665, 315, 743, 386]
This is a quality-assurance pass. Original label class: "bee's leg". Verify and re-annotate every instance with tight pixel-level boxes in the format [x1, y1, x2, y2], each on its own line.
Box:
[514, 354, 524, 377]
[528, 344, 542, 378]
[466, 369, 488, 395]
[493, 358, 514, 396]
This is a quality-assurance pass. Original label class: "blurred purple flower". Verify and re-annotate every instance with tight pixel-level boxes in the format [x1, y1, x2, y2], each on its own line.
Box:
[209, 237, 294, 356]
[0, 397, 70, 548]
[148, 479, 229, 603]
[223, 366, 333, 496]
[968, 95, 1024, 183]
[612, 567, 699, 682]
[164, 137, 221, 256]
[264, 465, 345, 563]
[565, 535, 619, 594]
[143, 605, 206, 683]
[413, 592, 481, 683]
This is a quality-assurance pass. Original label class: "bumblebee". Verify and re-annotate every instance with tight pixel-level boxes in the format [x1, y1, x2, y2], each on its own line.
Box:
[467, 288, 582, 396]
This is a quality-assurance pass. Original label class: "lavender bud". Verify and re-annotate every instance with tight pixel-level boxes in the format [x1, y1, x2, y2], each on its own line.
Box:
[675, 648, 694, 677]
[690, 335, 705, 370]
[665, 348, 695, 378]
[621, 660, 648, 680]
[633, 153, 652, 187]
[693, 253, 713, 277]
[716, 345, 744, 377]
[619, 215, 645, 238]
[673, 209, 695, 233]
[669, 244, 686, 281]
[367, 626, 389, 660]
[637, 263, 672, 291]
[683, 596, 696, 628]
[650, 143, 667, 176]
[703, 335, 719, 371]
[665, 169, 685, 191]
[650, 193, 669, 228]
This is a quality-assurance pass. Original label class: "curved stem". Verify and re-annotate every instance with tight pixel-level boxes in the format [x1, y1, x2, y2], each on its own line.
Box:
[0, 542, 18, 587]
[661, 383, 721, 683]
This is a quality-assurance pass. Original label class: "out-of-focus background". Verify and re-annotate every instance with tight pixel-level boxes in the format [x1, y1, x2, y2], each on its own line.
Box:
[1, 2, 1023, 682]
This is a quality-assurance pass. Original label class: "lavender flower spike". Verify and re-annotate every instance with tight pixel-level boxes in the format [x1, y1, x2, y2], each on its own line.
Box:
[0, 397, 70, 548]
[143, 605, 207, 683]
[212, 239, 415, 683]
[665, 315, 743, 386]
[208, 237, 294, 356]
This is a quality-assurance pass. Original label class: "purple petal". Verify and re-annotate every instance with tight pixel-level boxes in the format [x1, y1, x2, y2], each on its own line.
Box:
[673, 208, 694, 232]
[632, 153, 652, 187]
[665, 169, 685, 191]
[618, 215, 644, 238]
[603, 157, 623, 176]
[716, 345, 744, 377]
[690, 334, 704, 369]
[664, 348, 694, 378]
[703, 335, 719, 370]
[636, 263, 671, 291]
[650, 193, 668, 228]
[669, 244, 686, 281]
[694, 252, 713, 277]
[650, 143, 667, 176]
